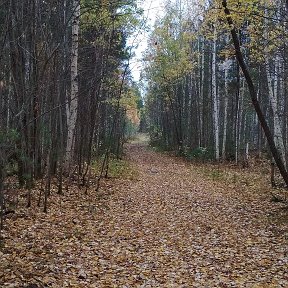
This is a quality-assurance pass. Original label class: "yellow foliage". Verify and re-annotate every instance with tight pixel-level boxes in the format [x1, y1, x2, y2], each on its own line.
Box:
[201, 0, 286, 64]
[145, 12, 195, 88]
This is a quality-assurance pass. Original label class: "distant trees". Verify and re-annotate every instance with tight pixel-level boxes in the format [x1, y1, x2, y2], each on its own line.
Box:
[144, 0, 288, 182]
[144, 6, 193, 152]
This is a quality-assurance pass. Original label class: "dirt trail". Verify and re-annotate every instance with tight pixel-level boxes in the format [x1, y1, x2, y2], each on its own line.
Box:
[1, 139, 287, 287]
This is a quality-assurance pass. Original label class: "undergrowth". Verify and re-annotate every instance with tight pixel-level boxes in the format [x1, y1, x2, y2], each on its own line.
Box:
[194, 161, 288, 202]
[196, 162, 268, 188]
[92, 157, 138, 180]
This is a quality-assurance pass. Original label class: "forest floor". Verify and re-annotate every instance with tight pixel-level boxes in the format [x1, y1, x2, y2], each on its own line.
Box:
[1, 134, 288, 287]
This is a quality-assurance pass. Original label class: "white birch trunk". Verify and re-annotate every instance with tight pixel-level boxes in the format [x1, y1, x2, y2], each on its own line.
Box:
[197, 37, 202, 146]
[200, 39, 205, 147]
[235, 84, 240, 164]
[212, 28, 219, 160]
[264, 5, 286, 168]
[221, 56, 229, 160]
[196, 36, 204, 147]
[265, 55, 286, 167]
[65, 0, 80, 170]
[245, 142, 249, 163]
[235, 79, 244, 164]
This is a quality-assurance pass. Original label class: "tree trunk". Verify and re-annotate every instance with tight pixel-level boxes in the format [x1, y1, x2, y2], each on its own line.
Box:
[235, 79, 244, 164]
[198, 36, 205, 147]
[222, 51, 229, 160]
[211, 27, 219, 160]
[0, 163, 4, 231]
[265, 54, 286, 167]
[65, 0, 80, 171]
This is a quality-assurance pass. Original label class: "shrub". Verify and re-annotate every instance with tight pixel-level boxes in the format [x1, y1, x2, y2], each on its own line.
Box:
[184, 146, 214, 161]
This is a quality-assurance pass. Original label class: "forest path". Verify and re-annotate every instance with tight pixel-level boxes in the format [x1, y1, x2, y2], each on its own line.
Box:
[114, 140, 287, 287]
[1, 137, 287, 287]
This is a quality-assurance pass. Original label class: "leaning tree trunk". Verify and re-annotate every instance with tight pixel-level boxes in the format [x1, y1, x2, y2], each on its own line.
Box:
[222, 0, 288, 186]
[65, 0, 80, 171]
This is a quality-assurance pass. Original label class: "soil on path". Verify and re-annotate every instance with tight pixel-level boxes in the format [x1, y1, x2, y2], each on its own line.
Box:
[1, 138, 287, 287]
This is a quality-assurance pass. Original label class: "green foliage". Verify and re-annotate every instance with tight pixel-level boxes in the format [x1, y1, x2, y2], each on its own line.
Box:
[125, 119, 138, 140]
[184, 147, 214, 162]
[209, 169, 224, 181]
[0, 129, 20, 169]
[149, 126, 164, 148]
[81, 0, 142, 40]
[108, 159, 136, 179]
[0, 129, 19, 147]
[149, 140, 173, 153]
[144, 5, 195, 88]
[0, 129, 19, 177]
[92, 157, 137, 180]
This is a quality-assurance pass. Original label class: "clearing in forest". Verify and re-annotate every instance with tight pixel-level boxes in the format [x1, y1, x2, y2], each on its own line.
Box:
[0, 137, 287, 287]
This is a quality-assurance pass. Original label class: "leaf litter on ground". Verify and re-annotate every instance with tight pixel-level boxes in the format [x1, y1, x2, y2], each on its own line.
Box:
[0, 141, 287, 287]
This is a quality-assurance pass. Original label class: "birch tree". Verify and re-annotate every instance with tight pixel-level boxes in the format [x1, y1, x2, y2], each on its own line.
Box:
[265, 53, 286, 167]
[221, 51, 230, 160]
[211, 27, 219, 160]
[65, 0, 80, 171]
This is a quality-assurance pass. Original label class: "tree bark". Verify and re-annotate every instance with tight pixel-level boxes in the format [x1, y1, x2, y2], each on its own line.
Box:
[265, 54, 286, 168]
[65, 0, 80, 171]
[212, 27, 219, 160]
[222, 47, 229, 160]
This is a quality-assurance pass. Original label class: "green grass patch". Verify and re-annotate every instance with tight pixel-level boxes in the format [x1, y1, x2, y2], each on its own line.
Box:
[209, 169, 224, 181]
[108, 159, 137, 179]
[92, 157, 138, 180]
[195, 163, 271, 195]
